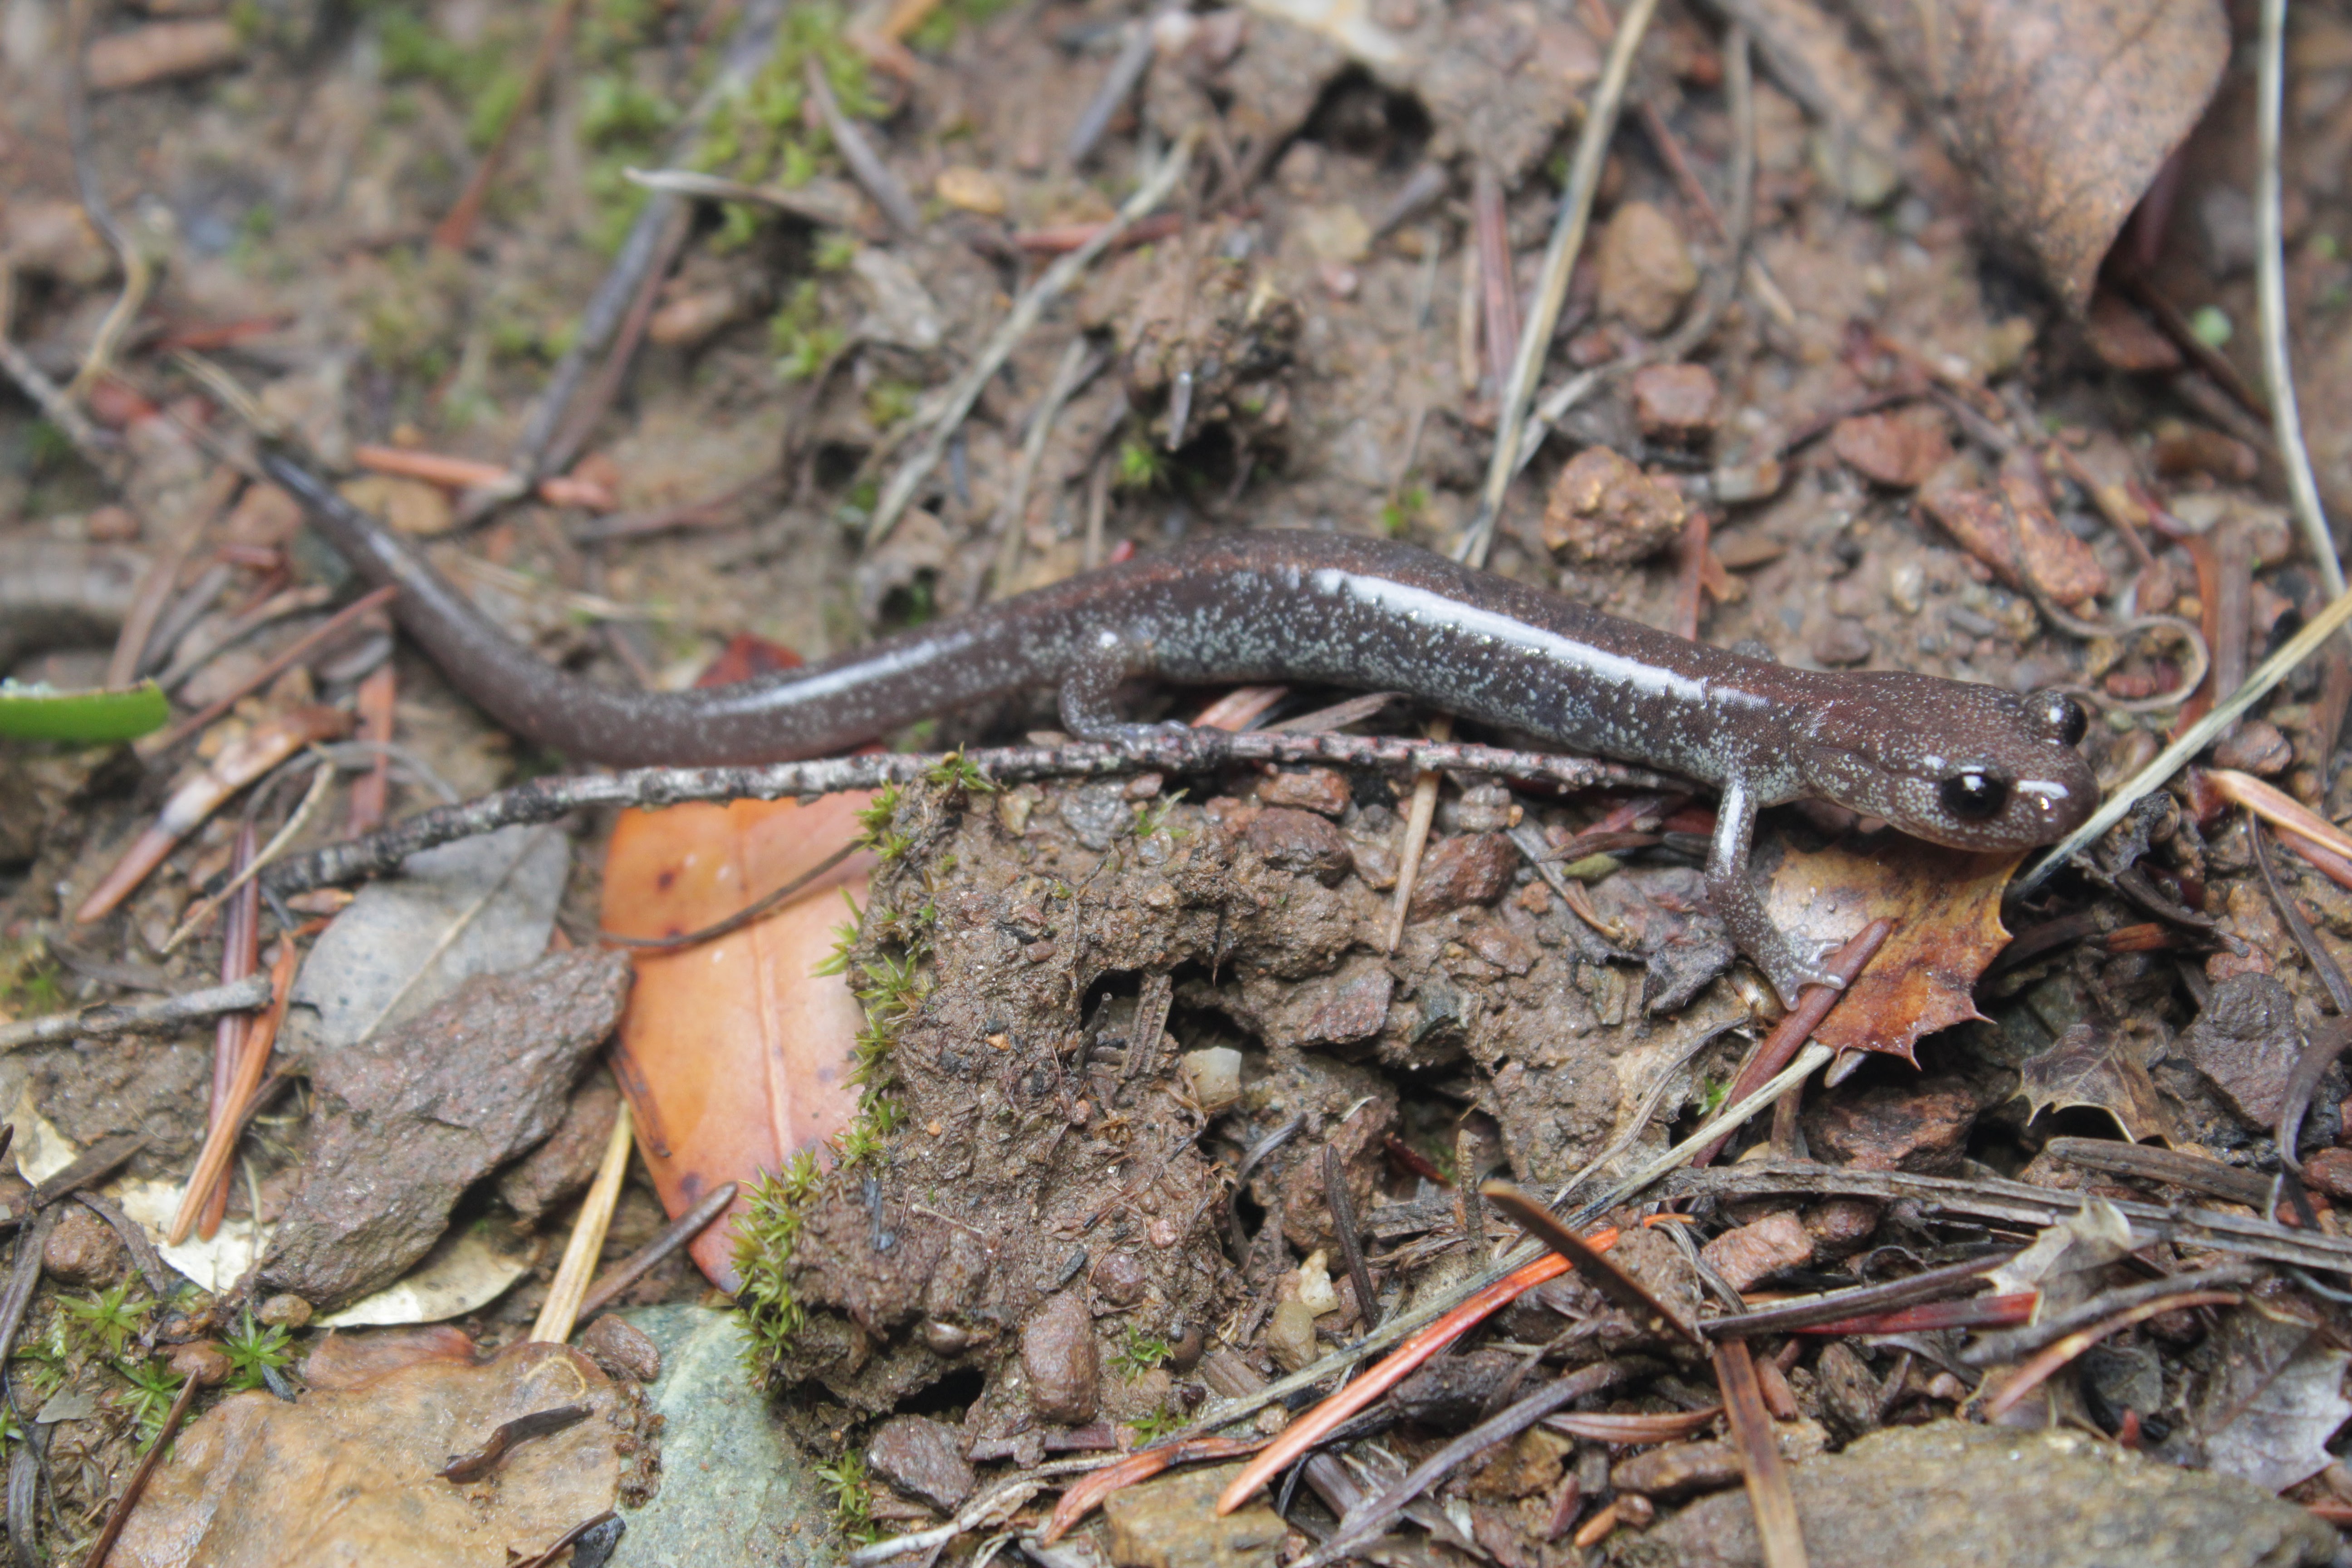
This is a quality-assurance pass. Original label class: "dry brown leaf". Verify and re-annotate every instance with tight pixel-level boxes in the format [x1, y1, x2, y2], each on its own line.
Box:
[113, 1339, 635, 1567]
[2017, 1019, 2173, 1143]
[1763, 833, 2020, 1063]
[1846, 0, 2227, 312]
[603, 793, 872, 1291]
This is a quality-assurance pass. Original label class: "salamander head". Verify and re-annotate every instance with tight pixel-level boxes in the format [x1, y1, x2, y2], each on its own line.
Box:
[1797, 677, 2097, 851]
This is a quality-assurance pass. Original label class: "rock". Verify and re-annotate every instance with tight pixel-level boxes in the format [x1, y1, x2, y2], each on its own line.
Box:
[259, 949, 632, 1310]
[1699, 1210, 1812, 1291]
[1258, 767, 1351, 817]
[1406, 833, 1518, 920]
[1297, 967, 1394, 1045]
[867, 1414, 976, 1512]
[41, 1203, 127, 1285]
[498, 1073, 623, 1223]
[1103, 1463, 1285, 1568]
[581, 1314, 662, 1384]
[4, 198, 113, 285]
[647, 285, 743, 348]
[338, 474, 453, 537]
[1179, 1048, 1243, 1113]
[934, 166, 1007, 216]
[1393, 1348, 1521, 1428]
[1540, 446, 1687, 565]
[257, 1294, 313, 1329]
[1022, 1290, 1100, 1424]
[2213, 720, 2293, 776]
[1094, 1250, 1149, 1307]
[1597, 201, 1697, 333]
[1831, 411, 1952, 488]
[1802, 1199, 1879, 1252]
[1712, 456, 1784, 505]
[614, 1304, 839, 1566]
[1630, 364, 1719, 444]
[2179, 974, 2303, 1130]
[1611, 1440, 1744, 1500]
[1610, 1420, 2337, 1568]
[1810, 620, 1873, 667]
[168, 1341, 231, 1387]
[1801, 1075, 1979, 1172]
[2151, 424, 2259, 483]
[1465, 1428, 1572, 1500]
[2085, 290, 2181, 372]
[1264, 1298, 1318, 1372]
[1243, 807, 1353, 885]
[2304, 1147, 2352, 1201]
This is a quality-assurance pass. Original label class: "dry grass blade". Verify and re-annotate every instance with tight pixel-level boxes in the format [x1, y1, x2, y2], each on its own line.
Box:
[1482, 1179, 1699, 1344]
[2015, 585, 2352, 895]
[1714, 1338, 1807, 1568]
[2210, 769, 2352, 867]
[531, 1100, 634, 1343]
[1382, 717, 1450, 953]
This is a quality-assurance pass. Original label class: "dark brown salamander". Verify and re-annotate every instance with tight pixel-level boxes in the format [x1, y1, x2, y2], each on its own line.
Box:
[263, 451, 2097, 1005]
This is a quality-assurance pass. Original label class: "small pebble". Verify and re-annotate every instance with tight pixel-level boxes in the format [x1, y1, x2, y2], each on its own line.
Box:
[1021, 1290, 1100, 1424]
[168, 1341, 232, 1387]
[579, 1314, 662, 1383]
[258, 1294, 313, 1329]
[2213, 720, 2292, 776]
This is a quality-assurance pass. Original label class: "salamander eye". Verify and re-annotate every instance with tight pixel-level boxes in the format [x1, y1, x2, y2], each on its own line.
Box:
[2027, 690, 2088, 748]
[1940, 773, 2010, 822]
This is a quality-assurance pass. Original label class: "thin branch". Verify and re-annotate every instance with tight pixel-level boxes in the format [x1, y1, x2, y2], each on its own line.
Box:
[261, 732, 1670, 896]
[1458, 0, 1662, 568]
[2256, 0, 2344, 599]
[578, 1179, 738, 1318]
[81, 1373, 201, 1568]
[0, 975, 272, 1052]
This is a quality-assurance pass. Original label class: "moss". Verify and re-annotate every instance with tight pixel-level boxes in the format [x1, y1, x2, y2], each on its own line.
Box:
[769, 279, 845, 382]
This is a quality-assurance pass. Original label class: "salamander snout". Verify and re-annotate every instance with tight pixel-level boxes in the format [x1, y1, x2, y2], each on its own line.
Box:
[1803, 680, 2101, 852]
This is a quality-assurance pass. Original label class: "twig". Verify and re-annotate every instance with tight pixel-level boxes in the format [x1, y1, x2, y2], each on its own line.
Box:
[1977, 1291, 2241, 1421]
[1661, 1163, 2352, 1275]
[1295, 1366, 1622, 1568]
[432, 0, 584, 252]
[2277, 1021, 2352, 1176]
[169, 940, 298, 1245]
[79, 1373, 199, 1568]
[504, 0, 790, 486]
[865, 130, 1197, 547]
[1485, 1180, 1698, 1342]
[1713, 1338, 1807, 1568]
[2251, 822, 2352, 1013]
[545, 199, 694, 477]
[1705, 1252, 2017, 1338]
[1692, 921, 1891, 1166]
[514, 1510, 619, 1568]
[1380, 719, 1448, 954]
[2015, 579, 2352, 895]
[1960, 1260, 2260, 1367]
[0, 268, 113, 469]
[1457, 0, 1661, 568]
[846, 1478, 1047, 1566]
[1324, 1145, 1379, 1332]
[162, 758, 336, 956]
[578, 1179, 738, 1318]
[1065, 20, 1156, 168]
[260, 732, 1671, 896]
[137, 585, 399, 758]
[106, 466, 241, 691]
[980, 339, 1100, 608]
[1472, 162, 1519, 395]
[532, 1101, 635, 1343]
[804, 56, 921, 235]
[621, 167, 860, 227]
[0, 975, 272, 1051]
[2256, 0, 2345, 600]
[2042, 1136, 2276, 1209]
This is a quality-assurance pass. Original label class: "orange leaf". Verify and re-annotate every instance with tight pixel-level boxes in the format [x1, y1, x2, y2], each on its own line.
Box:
[602, 793, 874, 1289]
[1763, 834, 2021, 1063]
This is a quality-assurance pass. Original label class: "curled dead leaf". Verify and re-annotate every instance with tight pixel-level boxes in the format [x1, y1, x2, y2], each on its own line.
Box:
[2016, 1019, 2173, 1143]
[1762, 832, 2020, 1063]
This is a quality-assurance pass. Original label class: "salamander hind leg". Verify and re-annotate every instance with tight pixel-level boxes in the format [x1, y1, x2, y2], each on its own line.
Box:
[1055, 630, 1200, 750]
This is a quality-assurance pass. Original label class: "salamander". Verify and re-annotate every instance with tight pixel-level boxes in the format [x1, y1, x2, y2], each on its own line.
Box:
[263, 451, 2097, 1006]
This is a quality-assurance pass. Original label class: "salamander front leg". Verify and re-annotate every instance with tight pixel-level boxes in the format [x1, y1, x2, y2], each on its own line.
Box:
[1705, 777, 1839, 1010]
